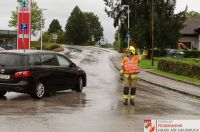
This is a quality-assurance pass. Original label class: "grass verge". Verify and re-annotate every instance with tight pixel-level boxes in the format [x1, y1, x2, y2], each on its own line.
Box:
[139, 59, 158, 69]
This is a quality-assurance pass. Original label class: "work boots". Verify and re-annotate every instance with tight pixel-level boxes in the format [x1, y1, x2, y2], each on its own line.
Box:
[130, 99, 135, 105]
[123, 99, 128, 105]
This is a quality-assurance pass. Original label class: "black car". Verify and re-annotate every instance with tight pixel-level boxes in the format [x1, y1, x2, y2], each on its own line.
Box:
[0, 50, 86, 99]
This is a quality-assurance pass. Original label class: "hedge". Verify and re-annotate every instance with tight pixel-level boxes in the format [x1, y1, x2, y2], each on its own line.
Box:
[184, 50, 200, 58]
[158, 58, 200, 79]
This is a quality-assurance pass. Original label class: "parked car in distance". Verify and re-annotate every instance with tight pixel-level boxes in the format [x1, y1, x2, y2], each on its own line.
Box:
[0, 50, 87, 99]
[0, 47, 5, 51]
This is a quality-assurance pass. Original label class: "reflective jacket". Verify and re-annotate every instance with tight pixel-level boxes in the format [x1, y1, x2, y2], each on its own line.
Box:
[122, 56, 140, 75]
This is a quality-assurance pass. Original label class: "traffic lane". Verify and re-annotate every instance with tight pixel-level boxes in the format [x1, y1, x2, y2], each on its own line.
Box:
[69, 46, 200, 114]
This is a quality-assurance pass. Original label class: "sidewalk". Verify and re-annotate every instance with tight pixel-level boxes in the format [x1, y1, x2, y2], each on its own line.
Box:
[111, 56, 200, 98]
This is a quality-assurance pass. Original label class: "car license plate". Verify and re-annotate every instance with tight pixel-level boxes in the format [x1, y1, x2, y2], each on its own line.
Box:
[0, 74, 10, 80]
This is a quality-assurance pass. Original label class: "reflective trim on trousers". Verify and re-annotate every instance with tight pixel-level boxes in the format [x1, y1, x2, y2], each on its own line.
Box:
[123, 95, 129, 99]
[130, 95, 136, 100]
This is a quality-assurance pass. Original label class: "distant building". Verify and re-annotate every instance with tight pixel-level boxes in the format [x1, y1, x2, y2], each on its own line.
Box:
[179, 17, 200, 50]
[0, 30, 17, 49]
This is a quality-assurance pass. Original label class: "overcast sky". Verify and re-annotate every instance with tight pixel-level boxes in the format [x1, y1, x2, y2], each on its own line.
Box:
[0, 0, 200, 43]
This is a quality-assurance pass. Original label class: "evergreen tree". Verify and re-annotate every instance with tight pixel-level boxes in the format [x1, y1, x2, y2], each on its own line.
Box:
[48, 19, 62, 33]
[64, 6, 90, 45]
[84, 12, 104, 42]
[186, 11, 200, 17]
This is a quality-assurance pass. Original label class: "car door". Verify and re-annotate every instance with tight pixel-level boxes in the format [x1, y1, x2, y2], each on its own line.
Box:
[40, 53, 61, 91]
[56, 54, 75, 90]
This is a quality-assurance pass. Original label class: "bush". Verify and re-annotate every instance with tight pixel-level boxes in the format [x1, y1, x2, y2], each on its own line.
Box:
[31, 47, 37, 50]
[147, 49, 168, 59]
[184, 50, 200, 58]
[31, 41, 41, 50]
[158, 58, 200, 79]
[53, 47, 64, 52]
[44, 44, 61, 51]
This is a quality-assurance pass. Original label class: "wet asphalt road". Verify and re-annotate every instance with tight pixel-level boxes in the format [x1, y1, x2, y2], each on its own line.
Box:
[0, 46, 200, 132]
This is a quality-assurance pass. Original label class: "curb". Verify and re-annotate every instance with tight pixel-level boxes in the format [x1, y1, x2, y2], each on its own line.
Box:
[138, 78, 200, 98]
[110, 57, 200, 98]
[144, 70, 200, 87]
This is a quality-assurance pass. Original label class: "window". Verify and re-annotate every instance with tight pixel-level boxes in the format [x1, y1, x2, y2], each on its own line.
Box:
[29, 54, 41, 66]
[0, 53, 28, 67]
[41, 54, 59, 66]
[57, 55, 71, 67]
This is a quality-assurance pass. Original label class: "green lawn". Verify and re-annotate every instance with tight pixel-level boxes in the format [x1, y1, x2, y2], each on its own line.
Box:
[151, 69, 200, 85]
[139, 59, 158, 69]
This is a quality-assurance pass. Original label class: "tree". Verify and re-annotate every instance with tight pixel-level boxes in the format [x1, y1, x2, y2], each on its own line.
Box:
[9, 1, 44, 36]
[186, 11, 200, 17]
[64, 6, 90, 45]
[104, 0, 186, 50]
[84, 12, 104, 42]
[48, 19, 62, 33]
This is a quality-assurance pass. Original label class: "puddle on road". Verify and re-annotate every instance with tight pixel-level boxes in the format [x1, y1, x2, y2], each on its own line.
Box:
[0, 91, 89, 115]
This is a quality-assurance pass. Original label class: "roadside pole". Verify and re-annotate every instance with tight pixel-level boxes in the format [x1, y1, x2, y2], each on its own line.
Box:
[151, 0, 154, 66]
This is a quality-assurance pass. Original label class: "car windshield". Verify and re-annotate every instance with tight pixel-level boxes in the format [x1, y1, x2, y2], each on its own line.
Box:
[0, 53, 28, 67]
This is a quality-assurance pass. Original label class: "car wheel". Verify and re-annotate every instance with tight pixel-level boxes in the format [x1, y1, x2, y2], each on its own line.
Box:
[0, 90, 7, 96]
[75, 77, 83, 92]
[31, 81, 45, 99]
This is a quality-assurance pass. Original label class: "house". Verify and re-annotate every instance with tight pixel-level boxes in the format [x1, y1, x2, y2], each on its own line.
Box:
[0, 30, 17, 49]
[179, 17, 200, 50]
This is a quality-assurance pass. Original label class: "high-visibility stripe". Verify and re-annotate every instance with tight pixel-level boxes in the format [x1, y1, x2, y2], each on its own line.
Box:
[130, 95, 136, 100]
[123, 95, 129, 99]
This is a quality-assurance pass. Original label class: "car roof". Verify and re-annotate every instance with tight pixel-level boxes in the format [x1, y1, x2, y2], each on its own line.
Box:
[0, 50, 57, 55]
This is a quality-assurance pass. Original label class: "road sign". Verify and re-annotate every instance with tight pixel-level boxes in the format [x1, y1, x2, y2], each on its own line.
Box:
[17, 0, 31, 50]
[20, 0, 29, 7]
[53, 34, 57, 40]
[92, 35, 95, 42]
[20, 24, 28, 31]
[126, 33, 130, 38]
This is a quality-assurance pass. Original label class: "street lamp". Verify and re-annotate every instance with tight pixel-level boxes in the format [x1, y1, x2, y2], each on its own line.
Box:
[122, 5, 130, 48]
[40, 8, 47, 50]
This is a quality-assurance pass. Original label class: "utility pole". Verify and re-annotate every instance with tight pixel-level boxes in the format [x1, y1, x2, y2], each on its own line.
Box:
[122, 5, 130, 49]
[151, 0, 154, 66]
[40, 9, 47, 50]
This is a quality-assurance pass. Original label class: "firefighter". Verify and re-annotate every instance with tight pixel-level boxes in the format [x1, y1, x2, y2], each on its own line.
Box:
[120, 46, 140, 105]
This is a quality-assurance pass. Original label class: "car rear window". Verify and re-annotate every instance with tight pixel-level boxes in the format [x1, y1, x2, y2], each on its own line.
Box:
[29, 54, 41, 66]
[41, 54, 59, 66]
[0, 53, 28, 67]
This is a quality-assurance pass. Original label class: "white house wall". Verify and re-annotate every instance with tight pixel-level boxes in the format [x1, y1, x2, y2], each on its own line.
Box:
[179, 36, 199, 50]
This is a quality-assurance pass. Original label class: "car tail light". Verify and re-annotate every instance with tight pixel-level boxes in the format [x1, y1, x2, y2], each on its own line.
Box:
[14, 71, 32, 78]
